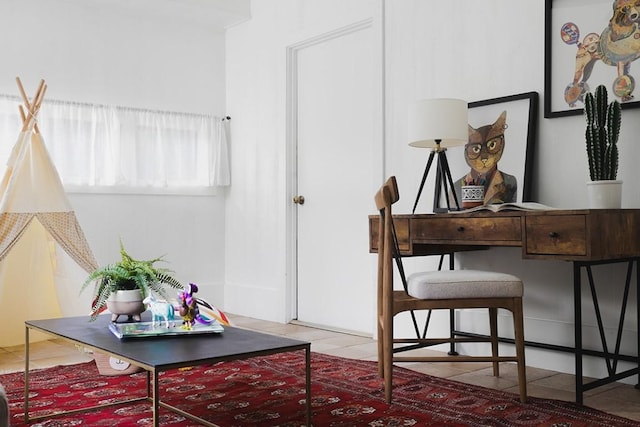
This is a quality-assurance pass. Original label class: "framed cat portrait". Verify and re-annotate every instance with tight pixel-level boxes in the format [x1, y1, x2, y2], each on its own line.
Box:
[435, 92, 538, 211]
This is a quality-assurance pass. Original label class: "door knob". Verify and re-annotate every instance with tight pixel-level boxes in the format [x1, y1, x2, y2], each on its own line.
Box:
[293, 195, 305, 205]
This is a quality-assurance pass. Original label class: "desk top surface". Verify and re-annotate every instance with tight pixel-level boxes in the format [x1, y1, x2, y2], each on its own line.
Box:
[369, 208, 640, 261]
[379, 208, 640, 218]
[26, 314, 309, 370]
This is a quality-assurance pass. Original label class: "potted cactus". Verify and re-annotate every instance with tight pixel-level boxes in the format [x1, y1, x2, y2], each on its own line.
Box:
[584, 84, 622, 208]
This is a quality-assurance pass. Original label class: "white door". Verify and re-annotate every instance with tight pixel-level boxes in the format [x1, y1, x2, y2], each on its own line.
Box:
[293, 22, 377, 334]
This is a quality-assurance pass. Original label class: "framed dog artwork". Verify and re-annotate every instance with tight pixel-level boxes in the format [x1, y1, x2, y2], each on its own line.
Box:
[544, 0, 640, 118]
[434, 92, 538, 211]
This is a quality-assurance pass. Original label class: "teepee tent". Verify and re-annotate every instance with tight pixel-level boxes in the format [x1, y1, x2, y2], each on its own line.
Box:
[0, 78, 98, 346]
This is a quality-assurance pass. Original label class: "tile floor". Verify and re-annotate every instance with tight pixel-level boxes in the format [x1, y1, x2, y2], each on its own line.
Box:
[1, 314, 639, 422]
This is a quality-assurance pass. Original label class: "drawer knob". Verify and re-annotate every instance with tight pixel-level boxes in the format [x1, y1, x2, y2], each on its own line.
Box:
[457, 226, 465, 232]
[549, 231, 559, 238]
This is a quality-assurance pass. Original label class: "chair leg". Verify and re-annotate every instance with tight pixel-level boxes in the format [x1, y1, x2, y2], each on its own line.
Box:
[377, 317, 384, 378]
[383, 313, 394, 403]
[489, 307, 499, 377]
[513, 298, 527, 403]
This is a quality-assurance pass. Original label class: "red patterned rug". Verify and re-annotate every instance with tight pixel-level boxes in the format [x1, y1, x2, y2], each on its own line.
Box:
[2, 351, 639, 426]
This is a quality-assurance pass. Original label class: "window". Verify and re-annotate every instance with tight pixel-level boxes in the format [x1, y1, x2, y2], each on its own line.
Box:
[0, 95, 230, 194]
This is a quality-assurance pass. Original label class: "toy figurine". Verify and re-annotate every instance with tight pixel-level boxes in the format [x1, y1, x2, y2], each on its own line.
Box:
[143, 295, 175, 328]
[178, 283, 213, 329]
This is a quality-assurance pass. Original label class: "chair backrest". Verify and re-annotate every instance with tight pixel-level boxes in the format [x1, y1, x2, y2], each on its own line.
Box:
[374, 176, 399, 213]
[375, 177, 399, 276]
[375, 177, 409, 300]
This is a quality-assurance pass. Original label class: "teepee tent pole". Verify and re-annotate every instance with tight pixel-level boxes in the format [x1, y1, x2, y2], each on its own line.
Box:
[16, 77, 45, 133]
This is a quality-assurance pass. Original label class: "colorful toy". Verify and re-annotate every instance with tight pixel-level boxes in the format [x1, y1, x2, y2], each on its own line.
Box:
[142, 295, 175, 328]
[200, 305, 231, 327]
[178, 283, 213, 329]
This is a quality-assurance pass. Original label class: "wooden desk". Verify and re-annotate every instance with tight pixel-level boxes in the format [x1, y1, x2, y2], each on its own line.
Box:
[369, 209, 640, 404]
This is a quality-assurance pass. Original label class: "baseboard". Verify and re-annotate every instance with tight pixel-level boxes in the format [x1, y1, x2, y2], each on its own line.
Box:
[224, 282, 287, 323]
[290, 319, 372, 338]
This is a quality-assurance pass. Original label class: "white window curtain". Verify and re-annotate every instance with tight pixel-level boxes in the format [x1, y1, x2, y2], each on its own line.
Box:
[0, 95, 230, 191]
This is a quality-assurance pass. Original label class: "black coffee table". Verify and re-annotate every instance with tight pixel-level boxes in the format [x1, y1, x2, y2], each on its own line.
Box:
[25, 314, 311, 426]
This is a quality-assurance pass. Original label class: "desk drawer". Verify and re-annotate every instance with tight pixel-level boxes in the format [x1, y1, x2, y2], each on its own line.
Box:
[414, 217, 521, 242]
[369, 217, 410, 252]
[525, 215, 587, 256]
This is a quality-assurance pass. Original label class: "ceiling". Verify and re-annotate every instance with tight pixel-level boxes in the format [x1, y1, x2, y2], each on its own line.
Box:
[87, 0, 251, 29]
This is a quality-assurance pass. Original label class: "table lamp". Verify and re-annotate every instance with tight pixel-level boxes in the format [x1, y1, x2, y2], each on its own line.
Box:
[408, 98, 468, 213]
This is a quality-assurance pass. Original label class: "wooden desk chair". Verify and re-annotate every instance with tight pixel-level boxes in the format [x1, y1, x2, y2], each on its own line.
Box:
[375, 176, 527, 403]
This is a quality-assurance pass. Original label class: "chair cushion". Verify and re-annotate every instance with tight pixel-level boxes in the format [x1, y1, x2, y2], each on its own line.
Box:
[407, 270, 523, 299]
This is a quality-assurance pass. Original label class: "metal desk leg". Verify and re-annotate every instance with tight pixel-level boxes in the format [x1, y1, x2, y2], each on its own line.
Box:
[573, 262, 584, 405]
[305, 347, 311, 426]
[637, 260, 640, 391]
[574, 259, 640, 404]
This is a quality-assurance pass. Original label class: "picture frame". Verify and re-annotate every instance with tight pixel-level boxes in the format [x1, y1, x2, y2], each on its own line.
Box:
[544, 0, 640, 118]
[435, 92, 538, 211]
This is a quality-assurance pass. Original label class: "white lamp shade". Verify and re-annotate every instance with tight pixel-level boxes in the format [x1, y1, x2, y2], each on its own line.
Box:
[408, 98, 468, 148]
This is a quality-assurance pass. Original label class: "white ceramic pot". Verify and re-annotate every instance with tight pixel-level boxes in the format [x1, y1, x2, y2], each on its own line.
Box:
[586, 180, 622, 209]
[106, 289, 145, 322]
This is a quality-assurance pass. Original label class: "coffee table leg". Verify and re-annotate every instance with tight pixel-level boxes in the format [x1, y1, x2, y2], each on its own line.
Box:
[146, 371, 152, 398]
[24, 326, 30, 422]
[153, 370, 160, 426]
[305, 347, 311, 427]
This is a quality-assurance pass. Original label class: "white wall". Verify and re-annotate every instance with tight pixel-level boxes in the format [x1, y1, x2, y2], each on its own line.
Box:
[0, 0, 228, 312]
[224, 0, 380, 322]
[226, 0, 640, 380]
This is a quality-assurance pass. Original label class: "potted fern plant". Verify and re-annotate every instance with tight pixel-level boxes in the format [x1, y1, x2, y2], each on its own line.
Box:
[584, 84, 622, 208]
[80, 241, 183, 321]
